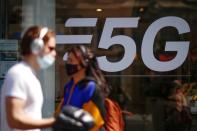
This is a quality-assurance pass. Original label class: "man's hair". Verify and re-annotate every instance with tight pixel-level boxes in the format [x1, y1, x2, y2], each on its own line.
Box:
[20, 26, 55, 56]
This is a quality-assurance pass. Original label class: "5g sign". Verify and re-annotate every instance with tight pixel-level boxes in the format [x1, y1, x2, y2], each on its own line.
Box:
[56, 16, 190, 72]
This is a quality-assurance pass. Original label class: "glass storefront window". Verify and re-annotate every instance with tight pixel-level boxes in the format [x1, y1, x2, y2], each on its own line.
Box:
[55, 0, 197, 131]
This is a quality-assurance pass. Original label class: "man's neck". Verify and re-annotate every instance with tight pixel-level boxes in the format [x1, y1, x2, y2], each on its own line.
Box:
[23, 56, 39, 72]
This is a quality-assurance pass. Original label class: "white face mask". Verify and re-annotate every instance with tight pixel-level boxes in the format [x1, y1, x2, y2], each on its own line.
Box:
[37, 54, 55, 69]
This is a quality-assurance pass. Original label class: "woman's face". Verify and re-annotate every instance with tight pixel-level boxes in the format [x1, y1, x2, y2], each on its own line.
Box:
[67, 52, 80, 65]
[65, 51, 86, 76]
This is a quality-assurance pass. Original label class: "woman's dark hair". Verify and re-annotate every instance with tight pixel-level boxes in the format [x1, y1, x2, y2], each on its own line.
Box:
[20, 26, 55, 56]
[67, 45, 110, 97]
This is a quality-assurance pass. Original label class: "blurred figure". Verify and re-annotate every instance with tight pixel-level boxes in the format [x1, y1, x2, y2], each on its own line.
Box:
[0, 26, 56, 131]
[164, 81, 192, 131]
[56, 45, 107, 131]
[174, 80, 187, 107]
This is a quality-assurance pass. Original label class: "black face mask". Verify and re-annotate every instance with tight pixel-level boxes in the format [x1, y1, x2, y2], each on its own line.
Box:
[65, 63, 79, 76]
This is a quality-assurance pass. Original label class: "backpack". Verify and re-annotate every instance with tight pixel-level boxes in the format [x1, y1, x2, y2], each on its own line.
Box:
[82, 78, 126, 131]
[104, 98, 125, 131]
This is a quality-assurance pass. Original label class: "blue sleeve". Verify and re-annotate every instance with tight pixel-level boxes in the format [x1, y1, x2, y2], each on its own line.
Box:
[83, 81, 96, 103]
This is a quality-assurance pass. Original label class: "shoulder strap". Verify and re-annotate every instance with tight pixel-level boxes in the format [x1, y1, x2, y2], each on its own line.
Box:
[77, 77, 97, 89]
[66, 84, 75, 105]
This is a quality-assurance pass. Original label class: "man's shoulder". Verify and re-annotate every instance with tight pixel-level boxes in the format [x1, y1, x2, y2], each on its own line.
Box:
[6, 62, 28, 77]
